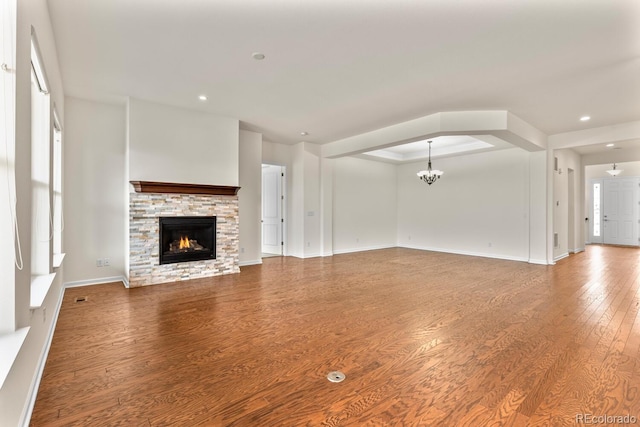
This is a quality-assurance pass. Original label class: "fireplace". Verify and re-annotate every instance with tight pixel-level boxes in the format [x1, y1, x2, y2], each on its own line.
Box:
[159, 216, 216, 265]
[129, 182, 240, 287]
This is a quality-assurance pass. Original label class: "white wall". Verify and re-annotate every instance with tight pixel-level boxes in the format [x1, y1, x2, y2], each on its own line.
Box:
[528, 151, 548, 264]
[238, 130, 262, 266]
[397, 148, 531, 261]
[553, 149, 582, 258]
[261, 140, 326, 258]
[128, 98, 239, 186]
[1, 0, 66, 425]
[320, 157, 334, 256]
[262, 141, 549, 262]
[64, 98, 126, 284]
[289, 143, 305, 257]
[303, 143, 321, 257]
[0, 0, 18, 334]
[333, 157, 397, 253]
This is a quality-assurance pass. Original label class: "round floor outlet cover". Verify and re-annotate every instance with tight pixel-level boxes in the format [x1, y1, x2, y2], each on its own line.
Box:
[327, 371, 346, 383]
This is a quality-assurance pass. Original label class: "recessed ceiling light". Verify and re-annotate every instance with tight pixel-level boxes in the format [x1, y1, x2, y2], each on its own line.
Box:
[300, 131, 308, 136]
[198, 95, 207, 101]
[606, 143, 615, 147]
[252, 52, 265, 60]
[580, 116, 591, 121]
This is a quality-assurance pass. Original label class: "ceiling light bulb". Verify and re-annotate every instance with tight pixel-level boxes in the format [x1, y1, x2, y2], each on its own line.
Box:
[580, 116, 590, 121]
[198, 95, 207, 101]
[300, 131, 308, 136]
[606, 143, 614, 147]
[252, 52, 265, 60]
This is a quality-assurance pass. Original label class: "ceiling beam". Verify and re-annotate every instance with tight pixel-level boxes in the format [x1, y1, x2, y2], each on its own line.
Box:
[321, 111, 547, 159]
[548, 120, 640, 150]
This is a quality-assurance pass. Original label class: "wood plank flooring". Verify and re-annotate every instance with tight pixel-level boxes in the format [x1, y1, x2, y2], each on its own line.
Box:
[31, 246, 640, 426]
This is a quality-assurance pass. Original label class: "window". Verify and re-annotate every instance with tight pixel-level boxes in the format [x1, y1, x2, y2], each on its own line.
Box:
[30, 29, 56, 309]
[593, 182, 601, 238]
[30, 47, 51, 277]
[52, 110, 63, 265]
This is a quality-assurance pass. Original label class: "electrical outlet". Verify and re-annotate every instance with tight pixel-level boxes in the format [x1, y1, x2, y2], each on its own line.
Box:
[104, 258, 110, 267]
[96, 259, 103, 267]
[240, 247, 245, 254]
[307, 242, 311, 247]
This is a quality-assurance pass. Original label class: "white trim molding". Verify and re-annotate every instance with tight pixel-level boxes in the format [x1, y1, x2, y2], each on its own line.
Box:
[554, 252, 570, 262]
[528, 258, 550, 265]
[64, 276, 128, 289]
[400, 244, 530, 263]
[20, 284, 64, 426]
[0, 327, 30, 390]
[239, 259, 262, 267]
[333, 244, 396, 256]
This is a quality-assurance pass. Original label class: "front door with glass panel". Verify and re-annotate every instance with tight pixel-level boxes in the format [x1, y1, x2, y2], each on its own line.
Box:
[590, 178, 639, 246]
[603, 178, 638, 246]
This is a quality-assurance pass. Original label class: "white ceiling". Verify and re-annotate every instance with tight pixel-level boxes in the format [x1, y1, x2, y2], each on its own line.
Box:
[571, 138, 640, 155]
[362, 135, 513, 164]
[47, 0, 640, 148]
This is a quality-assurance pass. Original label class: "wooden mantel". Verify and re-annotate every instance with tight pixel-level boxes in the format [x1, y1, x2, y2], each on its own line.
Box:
[130, 181, 240, 196]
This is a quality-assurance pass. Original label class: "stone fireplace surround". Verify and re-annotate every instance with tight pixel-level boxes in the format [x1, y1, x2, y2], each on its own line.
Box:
[129, 181, 240, 287]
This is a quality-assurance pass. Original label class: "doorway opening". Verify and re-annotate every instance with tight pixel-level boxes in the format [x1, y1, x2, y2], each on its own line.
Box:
[261, 164, 285, 257]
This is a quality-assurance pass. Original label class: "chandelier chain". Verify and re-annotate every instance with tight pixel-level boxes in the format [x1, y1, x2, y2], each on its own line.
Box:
[417, 141, 443, 185]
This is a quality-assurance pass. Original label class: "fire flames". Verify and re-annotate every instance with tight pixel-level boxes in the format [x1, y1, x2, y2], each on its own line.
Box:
[179, 236, 191, 250]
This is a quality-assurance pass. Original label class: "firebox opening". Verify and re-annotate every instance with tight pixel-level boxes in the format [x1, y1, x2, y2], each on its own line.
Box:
[159, 216, 216, 265]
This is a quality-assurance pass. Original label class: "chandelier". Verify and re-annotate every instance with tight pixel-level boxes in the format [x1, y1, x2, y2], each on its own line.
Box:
[606, 163, 622, 176]
[417, 140, 443, 185]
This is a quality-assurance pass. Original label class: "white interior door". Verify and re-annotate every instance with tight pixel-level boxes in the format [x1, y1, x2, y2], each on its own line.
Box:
[262, 165, 283, 255]
[603, 178, 638, 246]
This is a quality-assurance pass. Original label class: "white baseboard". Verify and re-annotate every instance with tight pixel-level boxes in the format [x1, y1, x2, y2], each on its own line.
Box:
[554, 252, 569, 262]
[239, 259, 262, 267]
[301, 252, 322, 259]
[333, 244, 396, 255]
[281, 251, 322, 259]
[570, 247, 585, 254]
[64, 276, 128, 288]
[399, 244, 529, 263]
[20, 285, 65, 427]
[528, 258, 550, 265]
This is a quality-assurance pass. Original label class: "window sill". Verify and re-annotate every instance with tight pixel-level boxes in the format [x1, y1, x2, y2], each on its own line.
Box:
[30, 273, 56, 309]
[0, 327, 30, 389]
[53, 253, 65, 268]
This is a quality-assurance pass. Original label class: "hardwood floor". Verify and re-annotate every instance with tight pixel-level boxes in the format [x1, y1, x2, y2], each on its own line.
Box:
[31, 246, 640, 426]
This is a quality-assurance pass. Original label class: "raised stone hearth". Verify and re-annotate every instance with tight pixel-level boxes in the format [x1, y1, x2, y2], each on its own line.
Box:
[129, 188, 240, 287]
